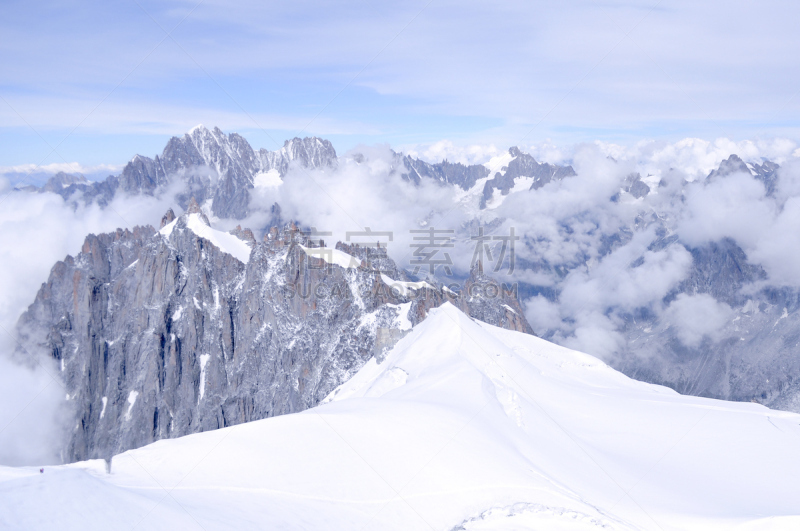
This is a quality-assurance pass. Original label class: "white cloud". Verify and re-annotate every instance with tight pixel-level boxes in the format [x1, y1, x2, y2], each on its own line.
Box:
[0, 162, 122, 177]
[523, 295, 562, 333]
[402, 140, 501, 166]
[663, 293, 734, 348]
[677, 172, 775, 249]
[4, 0, 800, 157]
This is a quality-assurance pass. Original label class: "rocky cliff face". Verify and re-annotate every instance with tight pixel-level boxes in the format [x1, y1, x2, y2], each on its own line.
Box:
[16, 205, 532, 462]
[38, 126, 337, 219]
[400, 155, 491, 190]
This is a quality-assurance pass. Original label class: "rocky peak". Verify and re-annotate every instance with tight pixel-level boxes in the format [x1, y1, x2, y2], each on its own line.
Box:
[398, 153, 490, 191]
[29, 127, 340, 221]
[40, 172, 89, 194]
[182, 198, 211, 227]
[186, 197, 202, 214]
[707, 154, 751, 180]
[229, 225, 256, 246]
[470, 258, 484, 277]
[623, 173, 651, 199]
[160, 208, 176, 228]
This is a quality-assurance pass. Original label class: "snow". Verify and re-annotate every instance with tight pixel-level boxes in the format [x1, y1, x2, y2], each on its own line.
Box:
[253, 168, 282, 188]
[171, 306, 183, 322]
[484, 176, 536, 209]
[185, 213, 252, 264]
[453, 174, 492, 204]
[3, 303, 800, 530]
[380, 273, 434, 296]
[774, 307, 788, 328]
[298, 245, 360, 269]
[484, 151, 516, 178]
[123, 391, 137, 422]
[387, 301, 413, 331]
[502, 304, 517, 314]
[99, 397, 107, 420]
[158, 218, 177, 238]
[198, 354, 210, 402]
[160, 213, 252, 264]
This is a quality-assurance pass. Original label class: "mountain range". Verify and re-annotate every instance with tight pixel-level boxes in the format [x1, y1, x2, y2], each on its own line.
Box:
[12, 125, 800, 460]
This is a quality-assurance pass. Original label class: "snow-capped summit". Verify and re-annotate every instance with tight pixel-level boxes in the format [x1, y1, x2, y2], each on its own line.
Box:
[4, 302, 798, 530]
[30, 127, 339, 220]
[158, 204, 252, 264]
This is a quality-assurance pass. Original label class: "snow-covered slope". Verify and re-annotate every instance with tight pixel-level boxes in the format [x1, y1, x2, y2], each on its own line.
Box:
[160, 212, 253, 264]
[2, 303, 799, 530]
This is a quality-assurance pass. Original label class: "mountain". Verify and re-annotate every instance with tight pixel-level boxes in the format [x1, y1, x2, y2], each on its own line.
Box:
[479, 146, 577, 208]
[391, 146, 577, 210]
[33, 126, 337, 219]
[16, 204, 531, 462]
[3, 303, 798, 530]
[38, 171, 89, 194]
[399, 154, 491, 190]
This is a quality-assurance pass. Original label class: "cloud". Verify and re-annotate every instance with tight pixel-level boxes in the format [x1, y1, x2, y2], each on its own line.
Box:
[0, 162, 123, 177]
[662, 293, 734, 348]
[0, 162, 124, 187]
[243, 145, 465, 272]
[677, 172, 775, 248]
[402, 140, 501, 166]
[524, 295, 562, 333]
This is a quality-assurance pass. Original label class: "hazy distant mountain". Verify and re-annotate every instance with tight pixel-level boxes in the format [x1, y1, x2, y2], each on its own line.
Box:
[25, 125, 337, 219]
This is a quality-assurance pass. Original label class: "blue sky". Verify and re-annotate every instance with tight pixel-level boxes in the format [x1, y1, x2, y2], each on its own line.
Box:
[1, 0, 799, 172]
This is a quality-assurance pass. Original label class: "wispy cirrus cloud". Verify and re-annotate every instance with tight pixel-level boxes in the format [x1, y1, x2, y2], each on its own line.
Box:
[2, 0, 800, 167]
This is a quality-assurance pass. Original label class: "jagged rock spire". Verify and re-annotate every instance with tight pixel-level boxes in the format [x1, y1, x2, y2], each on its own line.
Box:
[186, 197, 202, 214]
[470, 259, 484, 278]
[160, 208, 176, 228]
[184, 197, 211, 226]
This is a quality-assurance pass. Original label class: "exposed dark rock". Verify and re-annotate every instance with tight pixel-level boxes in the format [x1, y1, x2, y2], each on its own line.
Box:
[16, 207, 533, 462]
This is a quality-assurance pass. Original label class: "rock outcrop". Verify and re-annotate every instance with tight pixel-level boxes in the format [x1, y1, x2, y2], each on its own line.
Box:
[16, 207, 533, 462]
[34, 126, 337, 220]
